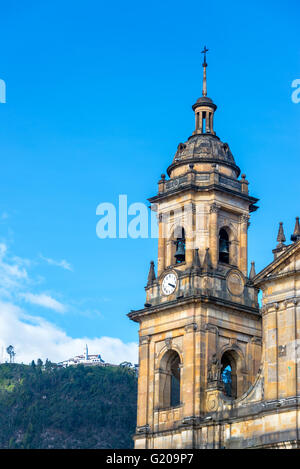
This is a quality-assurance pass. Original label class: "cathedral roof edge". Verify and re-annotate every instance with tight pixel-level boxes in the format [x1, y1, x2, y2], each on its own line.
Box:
[253, 240, 300, 286]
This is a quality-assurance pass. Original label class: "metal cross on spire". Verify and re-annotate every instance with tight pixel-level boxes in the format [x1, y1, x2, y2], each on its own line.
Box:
[201, 45, 209, 96]
[201, 45, 209, 66]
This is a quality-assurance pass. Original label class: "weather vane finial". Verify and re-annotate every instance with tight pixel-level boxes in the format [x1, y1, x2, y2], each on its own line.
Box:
[201, 45, 209, 97]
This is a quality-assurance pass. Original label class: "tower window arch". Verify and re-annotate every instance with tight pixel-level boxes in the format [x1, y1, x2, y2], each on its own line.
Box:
[159, 350, 181, 409]
[220, 349, 244, 399]
[219, 228, 230, 264]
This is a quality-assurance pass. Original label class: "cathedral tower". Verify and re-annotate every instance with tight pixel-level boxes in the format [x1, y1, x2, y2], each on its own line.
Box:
[128, 51, 262, 449]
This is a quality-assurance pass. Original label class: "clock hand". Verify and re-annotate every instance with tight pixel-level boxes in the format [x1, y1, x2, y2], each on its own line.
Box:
[168, 283, 175, 288]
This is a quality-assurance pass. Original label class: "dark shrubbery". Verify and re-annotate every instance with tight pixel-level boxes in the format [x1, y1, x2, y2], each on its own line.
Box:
[0, 362, 137, 449]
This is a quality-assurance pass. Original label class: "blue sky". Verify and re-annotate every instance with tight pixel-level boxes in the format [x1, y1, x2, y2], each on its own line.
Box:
[0, 0, 299, 364]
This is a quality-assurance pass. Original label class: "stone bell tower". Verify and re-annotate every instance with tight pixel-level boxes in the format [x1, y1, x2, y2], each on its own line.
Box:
[128, 49, 262, 449]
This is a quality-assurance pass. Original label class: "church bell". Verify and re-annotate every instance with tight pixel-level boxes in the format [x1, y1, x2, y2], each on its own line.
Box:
[174, 240, 185, 263]
[219, 239, 229, 254]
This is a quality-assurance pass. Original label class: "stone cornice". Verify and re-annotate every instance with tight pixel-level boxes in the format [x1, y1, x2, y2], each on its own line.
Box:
[134, 396, 300, 440]
[148, 182, 259, 211]
[261, 297, 298, 314]
[128, 293, 260, 323]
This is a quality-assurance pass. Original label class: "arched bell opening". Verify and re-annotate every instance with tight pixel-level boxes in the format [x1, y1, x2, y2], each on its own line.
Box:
[158, 350, 181, 409]
[172, 226, 186, 265]
[218, 228, 230, 264]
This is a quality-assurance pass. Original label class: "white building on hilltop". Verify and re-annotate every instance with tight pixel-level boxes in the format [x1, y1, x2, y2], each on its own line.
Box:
[58, 344, 106, 368]
[58, 345, 139, 376]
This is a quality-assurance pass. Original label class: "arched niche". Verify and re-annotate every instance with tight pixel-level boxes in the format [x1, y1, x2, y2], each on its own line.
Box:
[158, 349, 181, 409]
[220, 348, 245, 399]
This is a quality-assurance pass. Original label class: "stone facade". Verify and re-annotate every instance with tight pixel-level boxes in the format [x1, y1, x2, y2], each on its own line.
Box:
[128, 69, 300, 449]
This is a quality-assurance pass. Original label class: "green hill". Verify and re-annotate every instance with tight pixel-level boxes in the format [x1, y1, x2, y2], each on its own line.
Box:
[0, 361, 137, 449]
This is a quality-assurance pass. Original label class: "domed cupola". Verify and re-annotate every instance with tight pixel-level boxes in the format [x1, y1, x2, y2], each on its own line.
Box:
[167, 46, 240, 179]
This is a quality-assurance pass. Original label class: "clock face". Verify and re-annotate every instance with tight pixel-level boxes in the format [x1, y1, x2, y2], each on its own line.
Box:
[162, 272, 177, 296]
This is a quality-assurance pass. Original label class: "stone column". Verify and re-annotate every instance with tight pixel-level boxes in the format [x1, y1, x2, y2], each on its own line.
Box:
[137, 335, 151, 429]
[185, 203, 195, 266]
[250, 337, 262, 380]
[209, 204, 219, 269]
[277, 299, 298, 398]
[157, 214, 165, 276]
[239, 214, 249, 276]
[295, 299, 300, 398]
[182, 323, 197, 419]
[199, 111, 203, 133]
[205, 111, 210, 133]
[196, 112, 200, 132]
[210, 112, 214, 135]
[263, 304, 278, 401]
[205, 324, 219, 363]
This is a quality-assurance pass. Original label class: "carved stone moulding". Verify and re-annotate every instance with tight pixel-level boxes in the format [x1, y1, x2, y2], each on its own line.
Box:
[136, 424, 150, 434]
[210, 203, 220, 214]
[165, 337, 172, 349]
[139, 335, 151, 346]
[184, 322, 198, 333]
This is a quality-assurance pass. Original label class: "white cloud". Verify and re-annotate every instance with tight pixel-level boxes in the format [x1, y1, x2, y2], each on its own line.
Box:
[19, 292, 68, 314]
[40, 255, 73, 271]
[0, 243, 67, 314]
[0, 242, 29, 297]
[0, 240, 138, 366]
[0, 300, 138, 365]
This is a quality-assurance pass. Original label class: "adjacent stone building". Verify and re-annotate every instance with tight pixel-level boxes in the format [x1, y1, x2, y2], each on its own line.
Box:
[128, 53, 300, 449]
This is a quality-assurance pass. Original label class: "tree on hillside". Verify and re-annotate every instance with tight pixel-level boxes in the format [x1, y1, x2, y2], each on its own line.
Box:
[6, 345, 16, 364]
